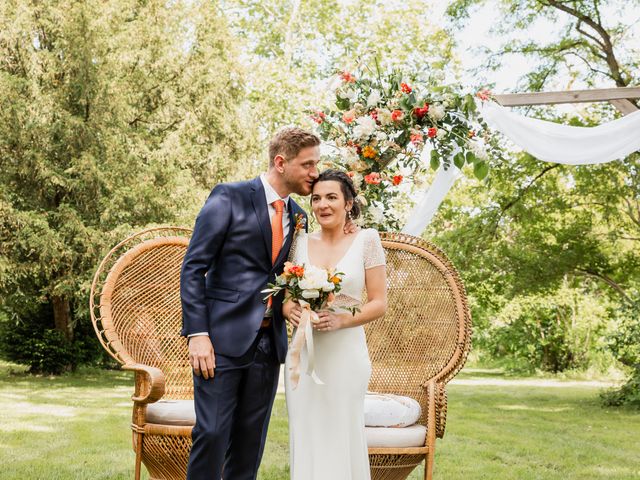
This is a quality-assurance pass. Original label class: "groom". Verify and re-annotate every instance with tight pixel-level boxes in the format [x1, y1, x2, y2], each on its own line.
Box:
[180, 127, 320, 479]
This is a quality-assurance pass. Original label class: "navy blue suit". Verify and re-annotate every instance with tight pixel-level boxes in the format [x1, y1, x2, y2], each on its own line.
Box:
[180, 176, 306, 479]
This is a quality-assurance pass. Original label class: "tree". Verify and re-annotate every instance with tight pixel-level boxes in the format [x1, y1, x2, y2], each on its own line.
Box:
[0, 0, 255, 372]
[439, 0, 639, 400]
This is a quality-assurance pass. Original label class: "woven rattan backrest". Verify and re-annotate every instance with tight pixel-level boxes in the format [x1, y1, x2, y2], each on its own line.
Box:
[367, 233, 471, 424]
[97, 235, 192, 400]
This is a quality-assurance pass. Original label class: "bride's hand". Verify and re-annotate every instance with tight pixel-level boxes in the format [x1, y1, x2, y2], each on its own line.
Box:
[314, 310, 347, 332]
[287, 303, 303, 327]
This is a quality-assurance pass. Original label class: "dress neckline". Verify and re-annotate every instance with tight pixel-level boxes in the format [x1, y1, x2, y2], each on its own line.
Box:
[305, 230, 362, 271]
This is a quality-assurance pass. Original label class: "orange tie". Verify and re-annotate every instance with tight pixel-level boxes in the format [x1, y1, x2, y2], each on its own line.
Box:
[271, 200, 285, 264]
[267, 200, 285, 312]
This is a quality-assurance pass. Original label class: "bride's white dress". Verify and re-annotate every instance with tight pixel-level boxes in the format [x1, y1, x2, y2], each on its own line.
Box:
[285, 228, 386, 480]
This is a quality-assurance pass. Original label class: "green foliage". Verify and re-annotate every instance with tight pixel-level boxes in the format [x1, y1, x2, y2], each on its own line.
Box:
[483, 286, 611, 373]
[0, 306, 105, 374]
[0, 0, 256, 371]
[601, 298, 640, 406]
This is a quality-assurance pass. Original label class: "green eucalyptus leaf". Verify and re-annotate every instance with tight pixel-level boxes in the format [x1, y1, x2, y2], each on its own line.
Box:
[430, 150, 440, 170]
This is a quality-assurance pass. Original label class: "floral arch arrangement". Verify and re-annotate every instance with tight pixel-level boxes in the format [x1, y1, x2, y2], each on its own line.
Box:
[312, 66, 499, 230]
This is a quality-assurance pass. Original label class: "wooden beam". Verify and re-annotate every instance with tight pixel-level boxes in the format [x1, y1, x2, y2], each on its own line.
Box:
[495, 87, 640, 107]
[610, 98, 639, 115]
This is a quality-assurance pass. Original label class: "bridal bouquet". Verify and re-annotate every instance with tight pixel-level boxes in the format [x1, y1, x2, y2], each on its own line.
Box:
[262, 262, 345, 389]
[262, 261, 344, 309]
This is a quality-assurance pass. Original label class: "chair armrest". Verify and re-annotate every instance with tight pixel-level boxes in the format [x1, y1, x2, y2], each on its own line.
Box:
[122, 363, 166, 404]
[435, 382, 448, 439]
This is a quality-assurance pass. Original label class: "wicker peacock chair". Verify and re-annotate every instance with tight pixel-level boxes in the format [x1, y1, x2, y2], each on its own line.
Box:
[90, 227, 471, 480]
[367, 232, 471, 480]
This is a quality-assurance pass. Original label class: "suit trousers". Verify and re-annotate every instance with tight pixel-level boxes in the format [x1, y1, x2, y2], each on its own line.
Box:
[187, 328, 280, 480]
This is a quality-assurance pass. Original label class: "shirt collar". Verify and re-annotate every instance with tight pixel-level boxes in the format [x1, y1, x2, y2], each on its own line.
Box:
[260, 174, 289, 210]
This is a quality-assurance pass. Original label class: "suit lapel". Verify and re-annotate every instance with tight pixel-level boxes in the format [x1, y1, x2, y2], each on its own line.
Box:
[250, 178, 272, 262]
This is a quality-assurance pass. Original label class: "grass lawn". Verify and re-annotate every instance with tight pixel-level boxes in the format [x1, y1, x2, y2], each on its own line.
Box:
[1, 361, 638, 480]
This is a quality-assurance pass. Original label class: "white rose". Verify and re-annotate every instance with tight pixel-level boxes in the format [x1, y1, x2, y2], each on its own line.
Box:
[428, 104, 446, 121]
[377, 108, 393, 126]
[298, 264, 333, 294]
[353, 115, 377, 140]
[368, 205, 385, 224]
[375, 131, 387, 141]
[338, 88, 358, 103]
[469, 141, 489, 161]
[350, 172, 364, 189]
[366, 89, 381, 108]
[436, 129, 447, 140]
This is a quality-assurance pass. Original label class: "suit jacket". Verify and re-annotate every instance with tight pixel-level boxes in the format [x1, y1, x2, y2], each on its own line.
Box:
[180, 176, 306, 363]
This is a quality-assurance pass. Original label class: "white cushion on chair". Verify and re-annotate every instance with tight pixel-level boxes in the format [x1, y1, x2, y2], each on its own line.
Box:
[365, 424, 427, 448]
[364, 393, 422, 427]
[146, 400, 195, 426]
[146, 394, 423, 431]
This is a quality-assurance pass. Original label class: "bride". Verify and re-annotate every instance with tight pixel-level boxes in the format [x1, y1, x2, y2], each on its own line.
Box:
[283, 169, 387, 480]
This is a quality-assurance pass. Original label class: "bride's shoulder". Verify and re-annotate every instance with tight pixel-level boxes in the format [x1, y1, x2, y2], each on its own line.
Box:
[360, 228, 381, 241]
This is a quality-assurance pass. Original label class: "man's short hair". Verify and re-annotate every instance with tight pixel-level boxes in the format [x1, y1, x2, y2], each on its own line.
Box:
[268, 127, 320, 166]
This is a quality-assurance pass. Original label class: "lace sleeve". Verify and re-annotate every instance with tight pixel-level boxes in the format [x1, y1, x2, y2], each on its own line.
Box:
[364, 229, 386, 269]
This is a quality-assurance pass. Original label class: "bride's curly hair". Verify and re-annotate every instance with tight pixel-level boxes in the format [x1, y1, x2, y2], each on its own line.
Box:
[312, 169, 361, 220]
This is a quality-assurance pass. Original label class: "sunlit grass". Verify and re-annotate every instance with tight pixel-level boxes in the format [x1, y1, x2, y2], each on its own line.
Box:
[1, 360, 638, 480]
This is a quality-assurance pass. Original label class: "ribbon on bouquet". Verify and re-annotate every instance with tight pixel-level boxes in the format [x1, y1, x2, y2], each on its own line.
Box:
[288, 299, 324, 390]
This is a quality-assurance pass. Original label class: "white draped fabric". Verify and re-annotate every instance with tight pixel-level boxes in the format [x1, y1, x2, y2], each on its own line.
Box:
[401, 101, 640, 236]
[401, 164, 462, 236]
[479, 101, 640, 165]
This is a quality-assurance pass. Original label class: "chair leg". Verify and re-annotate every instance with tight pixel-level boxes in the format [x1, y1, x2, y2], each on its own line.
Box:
[134, 432, 143, 480]
[423, 453, 433, 480]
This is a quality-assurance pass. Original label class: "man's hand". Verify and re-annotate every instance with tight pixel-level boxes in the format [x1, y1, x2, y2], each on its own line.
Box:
[288, 303, 303, 328]
[344, 218, 359, 234]
[188, 336, 215, 379]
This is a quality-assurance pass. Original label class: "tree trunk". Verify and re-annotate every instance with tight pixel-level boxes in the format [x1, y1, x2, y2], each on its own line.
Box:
[52, 295, 74, 342]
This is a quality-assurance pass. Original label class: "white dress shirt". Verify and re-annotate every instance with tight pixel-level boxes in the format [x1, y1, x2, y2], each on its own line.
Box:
[188, 175, 290, 338]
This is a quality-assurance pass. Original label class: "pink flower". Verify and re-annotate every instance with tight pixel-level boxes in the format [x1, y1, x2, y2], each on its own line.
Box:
[342, 110, 356, 124]
[311, 111, 326, 124]
[476, 89, 492, 101]
[364, 172, 382, 185]
[410, 133, 424, 145]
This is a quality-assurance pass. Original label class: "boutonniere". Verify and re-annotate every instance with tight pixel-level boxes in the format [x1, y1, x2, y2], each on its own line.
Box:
[294, 213, 306, 234]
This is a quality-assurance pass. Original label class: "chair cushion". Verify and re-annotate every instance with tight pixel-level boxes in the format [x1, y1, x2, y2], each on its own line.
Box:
[365, 424, 427, 448]
[364, 393, 422, 427]
[145, 394, 423, 432]
[146, 400, 195, 426]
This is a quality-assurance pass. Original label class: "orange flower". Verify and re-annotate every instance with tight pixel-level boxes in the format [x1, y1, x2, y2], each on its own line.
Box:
[283, 262, 294, 275]
[392, 175, 403, 186]
[391, 109, 404, 122]
[291, 265, 305, 277]
[330, 275, 341, 284]
[468, 130, 476, 138]
[362, 145, 377, 158]
[427, 127, 437, 138]
[364, 172, 382, 185]
[340, 71, 356, 83]
[400, 82, 412, 94]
